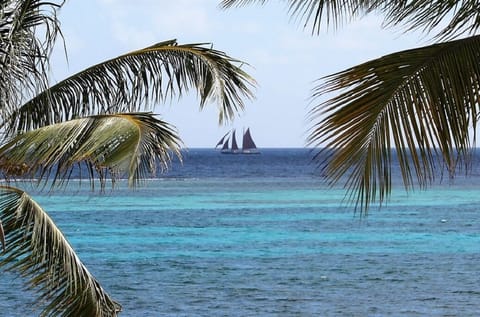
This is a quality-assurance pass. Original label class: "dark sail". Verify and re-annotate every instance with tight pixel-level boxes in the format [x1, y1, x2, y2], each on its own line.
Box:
[242, 128, 257, 150]
[241, 128, 260, 154]
[216, 132, 229, 148]
[231, 130, 239, 151]
[221, 136, 230, 150]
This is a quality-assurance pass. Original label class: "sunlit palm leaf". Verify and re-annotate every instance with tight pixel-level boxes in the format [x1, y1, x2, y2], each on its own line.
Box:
[0, 0, 62, 116]
[0, 113, 182, 188]
[309, 35, 480, 212]
[0, 186, 121, 316]
[6, 39, 255, 134]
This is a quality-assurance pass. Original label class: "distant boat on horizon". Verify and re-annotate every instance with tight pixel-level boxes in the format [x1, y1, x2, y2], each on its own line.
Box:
[215, 128, 260, 154]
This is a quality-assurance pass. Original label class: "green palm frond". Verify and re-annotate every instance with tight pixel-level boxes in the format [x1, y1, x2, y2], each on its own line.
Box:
[0, 0, 63, 115]
[6, 39, 255, 134]
[0, 113, 182, 188]
[0, 186, 121, 316]
[309, 35, 480, 212]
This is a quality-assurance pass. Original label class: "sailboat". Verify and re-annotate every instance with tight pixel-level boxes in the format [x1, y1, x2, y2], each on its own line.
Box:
[215, 128, 260, 154]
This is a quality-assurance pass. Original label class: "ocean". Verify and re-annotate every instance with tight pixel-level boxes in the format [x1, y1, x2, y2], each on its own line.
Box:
[1, 148, 479, 316]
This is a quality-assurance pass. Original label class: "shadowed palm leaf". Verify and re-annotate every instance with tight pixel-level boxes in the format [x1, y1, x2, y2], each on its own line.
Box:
[6, 39, 255, 134]
[0, 113, 182, 188]
[0, 186, 121, 316]
[309, 35, 480, 211]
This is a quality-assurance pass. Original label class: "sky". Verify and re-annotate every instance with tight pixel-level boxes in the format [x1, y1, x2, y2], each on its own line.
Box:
[51, 0, 428, 148]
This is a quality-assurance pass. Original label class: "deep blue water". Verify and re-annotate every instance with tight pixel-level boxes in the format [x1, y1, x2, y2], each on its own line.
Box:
[1, 148, 480, 316]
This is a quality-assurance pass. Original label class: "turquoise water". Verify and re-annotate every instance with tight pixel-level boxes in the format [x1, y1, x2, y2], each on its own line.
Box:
[1, 149, 480, 316]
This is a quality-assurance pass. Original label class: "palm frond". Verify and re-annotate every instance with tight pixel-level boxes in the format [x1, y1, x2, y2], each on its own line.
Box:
[0, 113, 182, 188]
[220, 0, 378, 33]
[221, 0, 480, 40]
[309, 35, 480, 212]
[286, 0, 377, 33]
[0, 0, 63, 116]
[219, 0, 268, 8]
[0, 186, 121, 316]
[6, 39, 256, 134]
[380, 0, 480, 40]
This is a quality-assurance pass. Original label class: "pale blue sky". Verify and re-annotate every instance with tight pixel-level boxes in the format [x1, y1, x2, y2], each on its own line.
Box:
[52, 0, 426, 148]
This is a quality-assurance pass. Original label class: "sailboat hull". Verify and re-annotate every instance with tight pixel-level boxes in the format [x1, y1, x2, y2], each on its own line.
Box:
[241, 149, 260, 154]
[221, 149, 241, 154]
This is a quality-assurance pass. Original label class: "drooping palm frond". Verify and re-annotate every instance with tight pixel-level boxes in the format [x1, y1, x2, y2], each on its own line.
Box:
[0, 186, 121, 316]
[5, 39, 256, 135]
[309, 35, 480, 212]
[0, 112, 182, 188]
[0, 0, 63, 116]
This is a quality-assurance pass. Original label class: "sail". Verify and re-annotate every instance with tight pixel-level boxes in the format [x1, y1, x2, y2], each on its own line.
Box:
[242, 128, 257, 150]
[231, 130, 239, 151]
[221, 136, 229, 150]
[215, 131, 229, 148]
